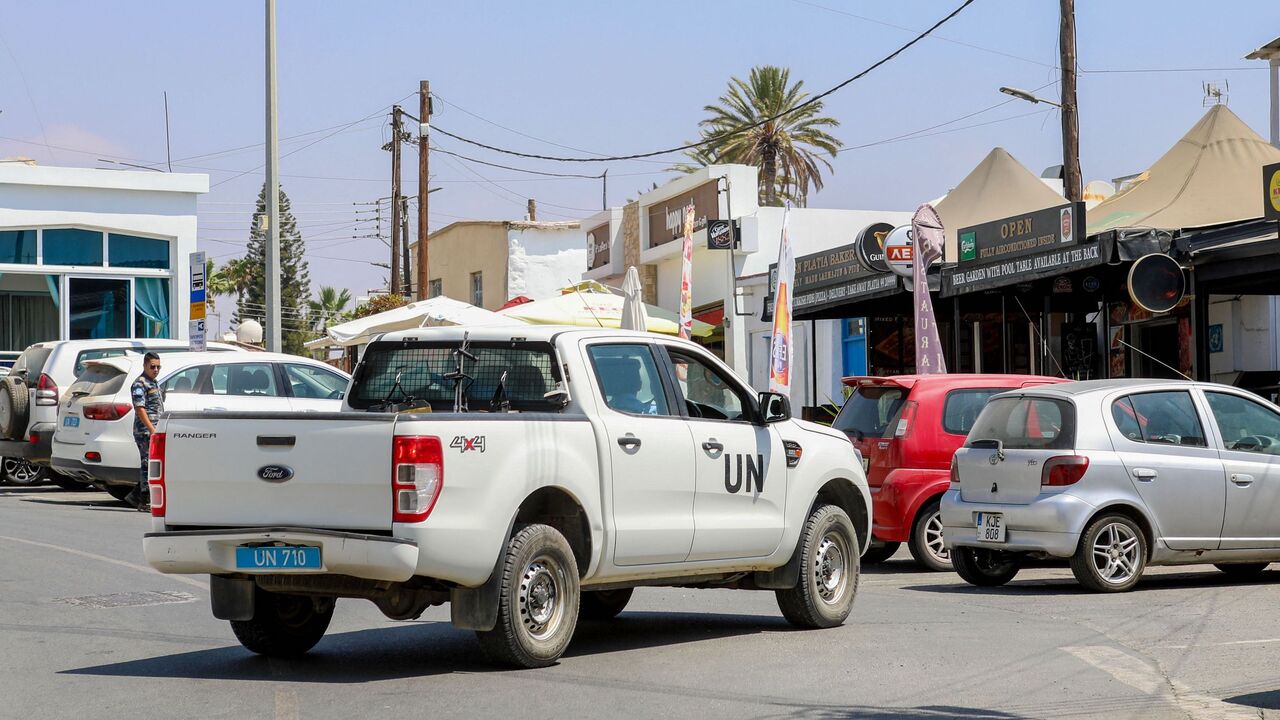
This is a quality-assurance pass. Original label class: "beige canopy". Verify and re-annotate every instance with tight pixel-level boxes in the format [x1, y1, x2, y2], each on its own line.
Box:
[934, 147, 1066, 261]
[1087, 105, 1280, 235]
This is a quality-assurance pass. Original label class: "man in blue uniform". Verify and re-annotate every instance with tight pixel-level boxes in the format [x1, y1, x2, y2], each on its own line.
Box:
[125, 352, 164, 511]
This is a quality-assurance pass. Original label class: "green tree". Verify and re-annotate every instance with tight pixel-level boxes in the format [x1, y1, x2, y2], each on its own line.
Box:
[206, 257, 253, 314]
[234, 183, 311, 354]
[678, 65, 842, 207]
[350, 293, 408, 319]
[309, 285, 353, 333]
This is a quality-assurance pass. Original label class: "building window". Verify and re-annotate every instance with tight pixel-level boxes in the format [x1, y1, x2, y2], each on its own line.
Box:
[428, 279, 442, 298]
[67, 277, 129, 339]
[0, 229, 37, 264]
[42, 228, 104, 266]
[470, 271, 483, 307]
[109, 233, 170, 270]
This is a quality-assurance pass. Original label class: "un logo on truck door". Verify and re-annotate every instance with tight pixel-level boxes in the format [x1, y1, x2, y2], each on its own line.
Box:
[724, 454, 765, 494]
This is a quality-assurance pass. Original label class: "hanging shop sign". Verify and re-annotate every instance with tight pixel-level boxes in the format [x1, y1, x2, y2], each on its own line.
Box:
[765, 242, 900, 320]
[854, 222, 894, 274]
[586, 221, 611, 271]
[883, 225, 915, 278]
[647, 180, 719, 248]
[1265, 162, 1280, 221]
[943, 202, 1099, 295]
[1127, 252, 1185, 313]
[706, 218, 737, 250]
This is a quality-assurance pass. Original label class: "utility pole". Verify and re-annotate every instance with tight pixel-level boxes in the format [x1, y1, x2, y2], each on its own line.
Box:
[417, 80, 431, 300]
[401, 196, 412, 294]
[527, 198, 537, 221]
[601, 169, 607, 210]
[1059, 0, 1082, 202]
[389, 106, 403, 295]
[264, 0, 282, 352]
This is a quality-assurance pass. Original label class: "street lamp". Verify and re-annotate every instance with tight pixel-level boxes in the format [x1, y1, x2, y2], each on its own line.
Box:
[999, 86, 1062, 109]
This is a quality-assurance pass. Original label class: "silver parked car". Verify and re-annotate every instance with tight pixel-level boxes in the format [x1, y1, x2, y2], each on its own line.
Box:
[942, 379, 1280, 592]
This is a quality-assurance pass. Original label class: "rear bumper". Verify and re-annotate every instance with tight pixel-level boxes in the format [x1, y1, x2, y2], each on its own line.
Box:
[51, 456, 137, 486]
[143, 527, 419, 583]
[0, 423, 55, 462]
[940, 488, 1095, 557]
[871, 469, 950, 543]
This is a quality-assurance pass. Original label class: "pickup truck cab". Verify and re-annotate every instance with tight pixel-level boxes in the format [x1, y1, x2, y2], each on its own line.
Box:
[144, 327, 871, 667]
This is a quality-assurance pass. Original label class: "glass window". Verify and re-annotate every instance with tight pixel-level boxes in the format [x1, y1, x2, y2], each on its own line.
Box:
[134, 277, 171, 339]
[666, 349, 749, 422]
[833, 385, 906, 439]
[588, 344, 669, 417]
[1206, 391, 1280, 455]
[470, 271, 483, 307]
[1115, 391, 1206, 447]
[74, 348, 129, 377]
[68, 363, 128, 398]
[285, 363, 348, 399]
[162, 365, 204, 394]
[428, 279, 442, 298]
[968, 396, 1075, 450]
[42, 229, 104, 266]
[351, 341, 560, 412]
[1111, 397, 1144, 441]
[0, 230, 37, 264]
[108, 233, 170, 269]
[209, 363, 280, 397]
[943, 388, 1012, 435]
[68, 278, 130, 340]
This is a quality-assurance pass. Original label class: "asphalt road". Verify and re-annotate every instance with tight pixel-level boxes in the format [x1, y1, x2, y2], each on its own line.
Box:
[2, 484, 1278, 720]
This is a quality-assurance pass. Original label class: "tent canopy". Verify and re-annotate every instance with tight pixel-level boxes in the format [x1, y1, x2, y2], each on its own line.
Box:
[1087, 105, 1280, 235]
[319, 296, 518, 348]
[934, 147, 1067, 261]
[498, 289, 714, 337]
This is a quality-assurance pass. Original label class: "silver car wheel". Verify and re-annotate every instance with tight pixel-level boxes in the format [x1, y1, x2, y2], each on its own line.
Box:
[519, 555, 567, 641]
[1091, 522, 1141, 585]
[924, 511, 949, 563]
[814, 532, 850, 606]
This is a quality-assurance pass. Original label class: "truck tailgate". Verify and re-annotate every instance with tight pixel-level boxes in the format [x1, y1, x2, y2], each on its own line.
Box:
[162, 412, 394, 531]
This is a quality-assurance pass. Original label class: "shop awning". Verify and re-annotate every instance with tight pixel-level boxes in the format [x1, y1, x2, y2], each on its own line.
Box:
[314, 296, 519, 348]
[497, 289, 714, 337]
[1086, 105, 1280, 235]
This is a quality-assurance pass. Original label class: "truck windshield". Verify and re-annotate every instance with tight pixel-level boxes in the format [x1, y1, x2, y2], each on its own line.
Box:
[832, 385, 907, 439]
[350, 340, 561, 412]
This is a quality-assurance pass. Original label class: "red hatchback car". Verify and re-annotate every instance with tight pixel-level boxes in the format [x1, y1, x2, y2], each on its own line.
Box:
[832, 374, 1065, 570]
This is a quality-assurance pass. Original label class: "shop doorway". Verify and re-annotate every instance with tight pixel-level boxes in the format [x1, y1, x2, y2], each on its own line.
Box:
[1134, 320, 1182, 379]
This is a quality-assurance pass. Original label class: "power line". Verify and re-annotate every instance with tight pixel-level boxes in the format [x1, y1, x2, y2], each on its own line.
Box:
[429, 144, 604, 179]
[430, 0, 976, 163]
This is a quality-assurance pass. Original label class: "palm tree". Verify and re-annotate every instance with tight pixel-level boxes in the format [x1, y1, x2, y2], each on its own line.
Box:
[206, 258, 253, 313]
[309, 285, 352, 333]
[679, 66, 842, 207]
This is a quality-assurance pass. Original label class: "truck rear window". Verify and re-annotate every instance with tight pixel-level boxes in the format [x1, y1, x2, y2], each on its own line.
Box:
[69, 364, 128, 398]
[832, 385, 907, 439]
[967, 396, 1075, 450]
[350, 341, 561, 412]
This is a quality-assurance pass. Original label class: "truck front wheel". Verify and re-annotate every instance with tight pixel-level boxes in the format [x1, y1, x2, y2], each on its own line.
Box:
[476, 524, 580, 668]
[775, 504, 859, 629]
[230, 588, 334, 657]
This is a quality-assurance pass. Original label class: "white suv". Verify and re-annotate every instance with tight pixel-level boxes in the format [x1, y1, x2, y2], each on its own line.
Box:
[51, 351, 349, 499]
[0, 339, 240, 485]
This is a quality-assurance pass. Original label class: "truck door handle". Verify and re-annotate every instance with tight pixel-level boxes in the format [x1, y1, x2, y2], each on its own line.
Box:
[1131, 468, 1157, 481]
[701, 439, 724, 453]
[617, 434, 641, 449]
[257, 435, 296, 447]
[1231, 473, 1255, 486]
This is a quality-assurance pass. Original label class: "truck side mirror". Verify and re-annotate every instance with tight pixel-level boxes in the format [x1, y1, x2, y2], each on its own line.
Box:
[758, 391, 791, 424]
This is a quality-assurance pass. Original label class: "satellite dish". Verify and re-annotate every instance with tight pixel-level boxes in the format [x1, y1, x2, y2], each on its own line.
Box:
[236, 319, 264, 344]
[1082, 180, 1116, 210]
[1127, 254, 1185, 313]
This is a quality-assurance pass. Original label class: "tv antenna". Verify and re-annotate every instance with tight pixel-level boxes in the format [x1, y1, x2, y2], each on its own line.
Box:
[1202, 80, 1229, 107]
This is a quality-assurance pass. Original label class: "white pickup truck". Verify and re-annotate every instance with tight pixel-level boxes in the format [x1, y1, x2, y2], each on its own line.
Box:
[143, 327, 870, 668]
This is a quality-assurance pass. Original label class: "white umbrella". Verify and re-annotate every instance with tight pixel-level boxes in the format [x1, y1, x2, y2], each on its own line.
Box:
[620, 266, 647, 332]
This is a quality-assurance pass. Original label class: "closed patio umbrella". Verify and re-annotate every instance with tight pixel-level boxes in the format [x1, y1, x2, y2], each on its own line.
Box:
[620, 266, 647, 332]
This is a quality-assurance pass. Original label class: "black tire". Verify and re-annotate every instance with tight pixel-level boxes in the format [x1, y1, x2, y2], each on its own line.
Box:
[1070, 513, 1147, 593]
[476, 524, 580, 668]
[2, 458, 46, 486]
[861, 541, 900, 564]
[104, 484, 136, 502]
[908, 498, 952, 572]
[1215, 563, 1269, 578]
[579, 588, 633, 621]
[230, 588, 335, 657]
[0, 377, 28, 441]
[952, 546, 1020, 587]
[776, 504, 860, 629]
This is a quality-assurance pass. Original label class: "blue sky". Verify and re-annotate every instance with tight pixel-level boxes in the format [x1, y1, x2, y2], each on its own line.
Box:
[2, 1, 1278, 299]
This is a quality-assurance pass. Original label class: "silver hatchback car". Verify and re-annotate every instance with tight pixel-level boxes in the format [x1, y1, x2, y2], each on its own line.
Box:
[942, 379, 1280, 592]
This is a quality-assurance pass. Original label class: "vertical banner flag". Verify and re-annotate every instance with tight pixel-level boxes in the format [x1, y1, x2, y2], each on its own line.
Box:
[910, 203, 946, 374]
[678, 205, 694, 339]
[189, 251, 207, 352]
[769, 208, 795, 396]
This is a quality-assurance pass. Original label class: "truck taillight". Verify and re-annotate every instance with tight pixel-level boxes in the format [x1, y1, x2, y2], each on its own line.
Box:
[148, 432, 166, 517]
[392, 436, 443, 523]
[894, 400, 918, 439]
[83, 402, 133, 421]
[35, 373, 58, 406]
[1042, 455, 1089, 487]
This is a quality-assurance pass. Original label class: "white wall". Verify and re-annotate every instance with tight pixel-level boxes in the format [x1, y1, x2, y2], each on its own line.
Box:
[1209, 295, 1280, 381]
[506, 224, 589, 301]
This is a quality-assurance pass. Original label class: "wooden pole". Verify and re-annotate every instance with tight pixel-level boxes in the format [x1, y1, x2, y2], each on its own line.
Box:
[389, 106, 402, 295]
[417, 81, 431, 300]
[1059, 0, 1082, 202]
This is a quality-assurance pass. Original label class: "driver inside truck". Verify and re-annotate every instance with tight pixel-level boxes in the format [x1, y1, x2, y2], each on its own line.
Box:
[597, 357, 658, 415]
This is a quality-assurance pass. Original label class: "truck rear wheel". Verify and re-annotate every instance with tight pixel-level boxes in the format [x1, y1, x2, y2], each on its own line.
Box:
[580, 588, 633, 621]
[776, 504, 859, 629]
[230, 588, 335, 657]
[476, 524, 580, 668]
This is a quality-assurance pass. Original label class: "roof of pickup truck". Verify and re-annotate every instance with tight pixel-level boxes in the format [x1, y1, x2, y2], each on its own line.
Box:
[372, 325, 685, 345]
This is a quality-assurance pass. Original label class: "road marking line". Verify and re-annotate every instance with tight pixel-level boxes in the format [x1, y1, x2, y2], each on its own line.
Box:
[274, 688, 299, 720]
[1162, 637, 1280, 649]
[0, 534, 208, 591]
[1063, 645, 1258, 720]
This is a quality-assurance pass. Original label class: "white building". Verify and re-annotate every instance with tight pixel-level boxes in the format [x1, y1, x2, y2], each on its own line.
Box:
[0, 164, 207, 353]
